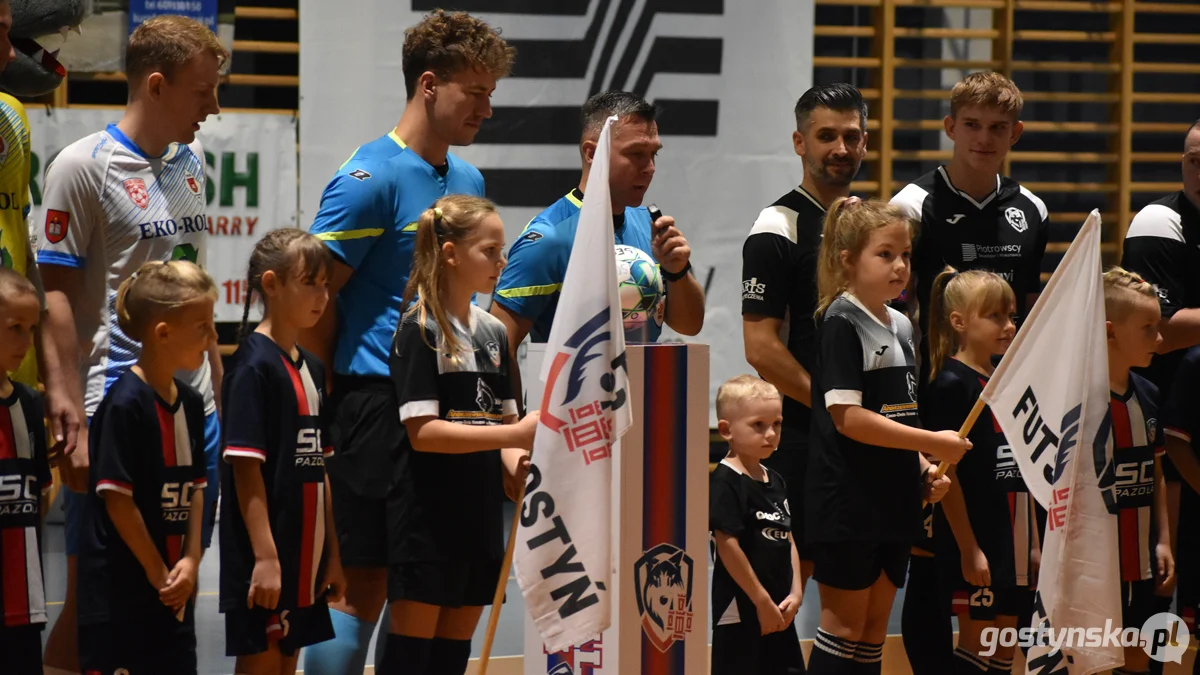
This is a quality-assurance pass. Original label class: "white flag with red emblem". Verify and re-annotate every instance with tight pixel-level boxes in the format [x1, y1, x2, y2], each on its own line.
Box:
[513, 115, 634, 652]
[978, 211, 1122, 674]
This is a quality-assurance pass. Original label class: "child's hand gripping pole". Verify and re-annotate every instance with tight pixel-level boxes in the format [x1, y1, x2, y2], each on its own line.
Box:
[924, 397, 986, 506]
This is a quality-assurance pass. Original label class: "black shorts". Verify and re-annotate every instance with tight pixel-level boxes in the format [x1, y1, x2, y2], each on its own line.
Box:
[79, 615, 197, 675]
[1122, 579, 1159, 629]
[811, 540, 910, 591]
[950, 585, 1034, 621]
[711, 621, 804, 675]
[224, 600, 335, 657]
[388, 558, 504, 607]
[764, 432, 810, 559]
[1162, 452, 1181, 483]
[327, 376, 402, 567]
[0, 624, 43, 675]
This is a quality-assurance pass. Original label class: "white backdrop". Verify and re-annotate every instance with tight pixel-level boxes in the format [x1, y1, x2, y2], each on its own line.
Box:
[299, 0, 814, 423]
[28, 109, 299, 323]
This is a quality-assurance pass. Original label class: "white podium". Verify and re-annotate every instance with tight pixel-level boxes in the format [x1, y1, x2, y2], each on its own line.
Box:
[518, 342, 711, 675]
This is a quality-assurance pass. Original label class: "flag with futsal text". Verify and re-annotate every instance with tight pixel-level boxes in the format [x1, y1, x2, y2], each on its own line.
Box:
[978, 211, 1122, 674]
[513, 115, 634, 653]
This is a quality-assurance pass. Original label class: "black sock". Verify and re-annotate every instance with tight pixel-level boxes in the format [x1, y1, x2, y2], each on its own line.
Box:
[951, 646, 989, 674]
[853, 640, 884, 675]
[427, 637, 472, 675]
[808, 629, 857, 675]
[377, 634, 433, 675]
[987, 656, 1013, 675]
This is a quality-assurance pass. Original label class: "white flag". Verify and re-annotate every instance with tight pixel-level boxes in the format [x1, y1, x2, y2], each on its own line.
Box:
[979, 211, 1122, 674]
[513, 116, 634, 653]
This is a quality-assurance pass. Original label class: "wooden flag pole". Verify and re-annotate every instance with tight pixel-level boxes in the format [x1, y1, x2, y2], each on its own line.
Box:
[477, 476, 529, 675]
[923, 397, 987, 507]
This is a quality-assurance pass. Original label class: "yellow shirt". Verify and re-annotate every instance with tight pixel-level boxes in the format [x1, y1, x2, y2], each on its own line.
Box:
[0, 94, 38, 387]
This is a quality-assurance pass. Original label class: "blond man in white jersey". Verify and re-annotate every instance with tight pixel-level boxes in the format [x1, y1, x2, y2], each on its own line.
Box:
[35, 16, 226, 673]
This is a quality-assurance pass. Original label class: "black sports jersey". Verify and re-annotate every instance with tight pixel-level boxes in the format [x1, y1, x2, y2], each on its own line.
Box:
[1161, 346, 1200, 601]
[891, 168, 1049, 378]
[78, 371, 208, 624]
[388, 305, 517, 564]
[710, 461, 793, 629]
[1103, 373, 1163, 583]
[219, 333, 332, 614]
[741, 187, 825, 433]
[0, 383, 50, 628]
[926, 359, 1037, 587]
[807, 293, 923, 544]
[1121, 192, 1200, 394]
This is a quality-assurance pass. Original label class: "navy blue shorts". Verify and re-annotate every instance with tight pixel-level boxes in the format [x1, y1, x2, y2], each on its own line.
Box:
[224, 600, 334, 657]
[79, 613, 197, 675]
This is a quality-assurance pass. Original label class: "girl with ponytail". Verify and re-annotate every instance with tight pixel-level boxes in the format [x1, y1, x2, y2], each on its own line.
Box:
[921, 267, 1037, 675]
[218, 228, 345, 674]
[806, 197, 969, 675]
[383, 195, 538, 675]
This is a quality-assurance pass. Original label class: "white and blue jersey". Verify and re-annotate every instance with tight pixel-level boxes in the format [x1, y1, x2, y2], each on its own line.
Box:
[309, 131, 485, 378]
[493, 188, 660, 343]
[36, 124, 213, 416]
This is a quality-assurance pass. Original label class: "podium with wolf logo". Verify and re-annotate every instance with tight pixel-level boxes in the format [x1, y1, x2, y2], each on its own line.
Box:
[519, 343, 710, 675]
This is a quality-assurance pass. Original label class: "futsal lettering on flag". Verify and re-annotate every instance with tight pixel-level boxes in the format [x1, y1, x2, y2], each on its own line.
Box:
[978, 211, 1123, 675]
[514, 115, 633, 653]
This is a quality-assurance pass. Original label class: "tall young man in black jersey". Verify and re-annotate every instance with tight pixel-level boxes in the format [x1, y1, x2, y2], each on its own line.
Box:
[1122, 120, 1200, 668]
[890, 71, 1049, 382]
[889, 71, 1047, 673]
[741, 83, 868, 599]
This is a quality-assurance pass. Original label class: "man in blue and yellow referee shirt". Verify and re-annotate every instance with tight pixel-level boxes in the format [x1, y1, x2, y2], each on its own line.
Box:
[301, 10, 514, 674]
[490, 91, 706, 397]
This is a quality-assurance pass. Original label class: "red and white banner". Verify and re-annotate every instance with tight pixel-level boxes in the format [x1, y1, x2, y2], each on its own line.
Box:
[980, 211, 1123, 674]
[513, 116, 634, 653]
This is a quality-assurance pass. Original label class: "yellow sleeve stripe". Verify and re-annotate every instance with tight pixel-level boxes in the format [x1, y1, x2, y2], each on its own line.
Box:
[497, 283, 562, 299]
[402, 221, 419, 232]
[315, 229, 384, 241]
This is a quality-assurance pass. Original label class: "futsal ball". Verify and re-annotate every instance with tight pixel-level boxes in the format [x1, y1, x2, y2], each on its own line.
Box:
[615, 245, 665, 332]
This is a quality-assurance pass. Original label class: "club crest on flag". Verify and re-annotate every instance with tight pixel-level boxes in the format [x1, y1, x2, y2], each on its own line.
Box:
[979, 211, 1123, 675]
[514, 115, 634, 653]
[186, 176, 201, 194]
[634, 543, 694, 652]
[544, 638, 603, 675]
[124, 178, 149, 209]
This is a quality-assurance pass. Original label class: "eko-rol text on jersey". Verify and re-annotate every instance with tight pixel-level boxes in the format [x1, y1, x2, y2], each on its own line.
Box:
[36, 124, 212, 416]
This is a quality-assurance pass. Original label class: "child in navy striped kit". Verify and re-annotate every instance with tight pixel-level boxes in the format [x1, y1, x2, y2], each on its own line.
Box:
[0, 268, 52, 675]
[219, 229, 346, 675]
[77, 260, 216, 675]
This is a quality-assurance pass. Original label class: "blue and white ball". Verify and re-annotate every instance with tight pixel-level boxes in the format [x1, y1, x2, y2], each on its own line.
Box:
[615, 245, 665, 332]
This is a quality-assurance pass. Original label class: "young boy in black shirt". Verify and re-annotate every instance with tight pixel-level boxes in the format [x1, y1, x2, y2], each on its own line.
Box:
[710, 375, 805, 675]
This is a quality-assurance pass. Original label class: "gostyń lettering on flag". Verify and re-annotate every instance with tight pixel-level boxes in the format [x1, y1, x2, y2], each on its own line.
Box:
[513, 115, 633, 653]
[979, 211, 1122, 674]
